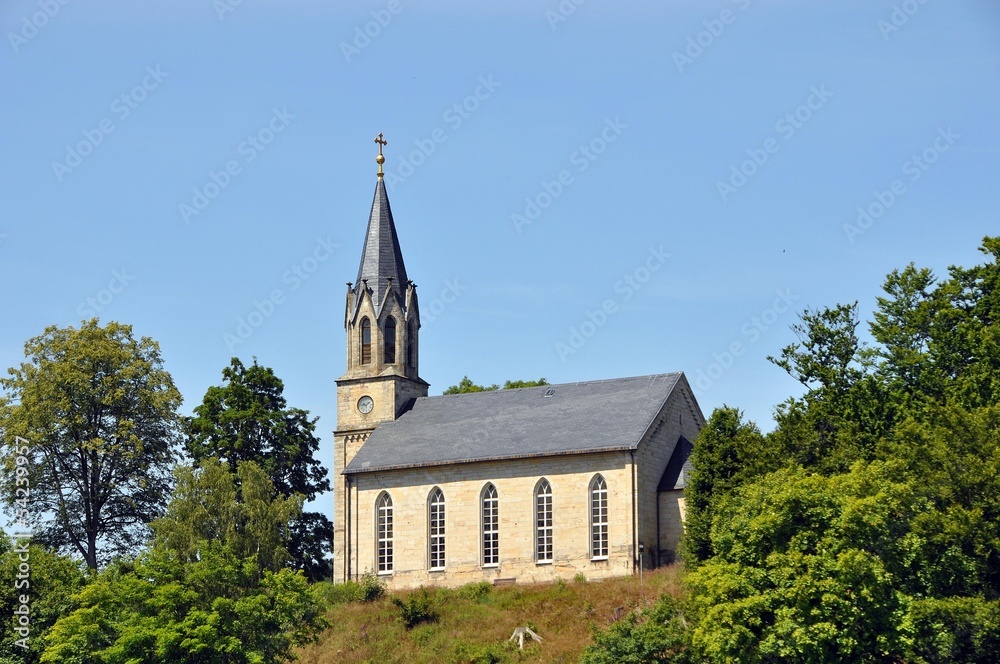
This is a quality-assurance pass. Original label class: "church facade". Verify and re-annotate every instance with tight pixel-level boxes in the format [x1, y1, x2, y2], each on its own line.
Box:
[333, 137, 704, 589]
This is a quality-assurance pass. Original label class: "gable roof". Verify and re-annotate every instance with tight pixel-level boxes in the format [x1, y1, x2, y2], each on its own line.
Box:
[343, 373, 685, 474]
[657, 436, 693, 491]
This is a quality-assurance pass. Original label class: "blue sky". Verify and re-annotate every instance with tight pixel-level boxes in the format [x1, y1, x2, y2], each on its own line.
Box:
[2, 1, 998, 518]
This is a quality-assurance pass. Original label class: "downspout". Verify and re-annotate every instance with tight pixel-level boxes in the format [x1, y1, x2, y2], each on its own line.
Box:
[656, 492, 661, 568]
[345, 475, 352, 581]
[630, 449, 637, 574]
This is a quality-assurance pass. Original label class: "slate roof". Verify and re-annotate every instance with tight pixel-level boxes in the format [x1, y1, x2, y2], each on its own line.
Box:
[657, 436, 693, 491]
[354, 178, 407, 316]
[344, 373, 683, 474]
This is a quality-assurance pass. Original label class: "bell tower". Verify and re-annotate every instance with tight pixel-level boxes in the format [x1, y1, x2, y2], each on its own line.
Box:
[333, 134, 428, 581]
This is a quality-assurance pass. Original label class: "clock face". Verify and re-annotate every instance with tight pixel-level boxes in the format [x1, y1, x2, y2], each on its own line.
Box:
[357, 395, 374, 414]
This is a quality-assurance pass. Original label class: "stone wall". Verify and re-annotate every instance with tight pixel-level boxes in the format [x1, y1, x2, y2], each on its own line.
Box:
[346, 451, 635, 589]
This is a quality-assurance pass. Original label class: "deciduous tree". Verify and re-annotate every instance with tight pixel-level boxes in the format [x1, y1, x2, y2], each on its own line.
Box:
[0, 320, 182, 569]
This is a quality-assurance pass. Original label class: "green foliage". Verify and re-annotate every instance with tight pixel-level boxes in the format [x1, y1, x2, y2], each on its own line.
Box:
[39, 460, 326, 663]
[313, 572, 386, 606]
[687, 464, 916, 662]
[443, 377, 548, 394]
[0, 535, 86, 664]
[452, 640, 515, 664]
[40, 547, 326, 664]
[185, 357, 332, 581]
[152, 459, 302, 574]
[0, 319, 182, 568]
[580, 594, 692, 664]
[676, 237, 1000, 662]
[392, 589, 437, 629]
[903, 596, 1000, 663]
[681, 407, 771, 565]
[458, 581, 492, 602]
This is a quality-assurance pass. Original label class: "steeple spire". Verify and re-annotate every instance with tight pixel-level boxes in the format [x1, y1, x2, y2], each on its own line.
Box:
[354, 135, 408, 317]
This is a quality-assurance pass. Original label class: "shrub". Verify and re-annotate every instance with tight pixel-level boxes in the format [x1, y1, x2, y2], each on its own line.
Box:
[392, 589, 437, 629]
[458, 581, 492, 602]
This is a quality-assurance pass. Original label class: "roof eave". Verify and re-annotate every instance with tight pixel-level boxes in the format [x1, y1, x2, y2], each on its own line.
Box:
[343, 444, 634, 476]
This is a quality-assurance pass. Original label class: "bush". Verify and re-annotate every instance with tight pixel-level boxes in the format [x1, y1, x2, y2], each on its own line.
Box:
[312, 571, 385, 606]
[357, 570, 386, 602]
[453, 640, 515, 663]
[458, 581, 492, 602]
[392, 589, 437, 629]
[580, 594, 692, 664]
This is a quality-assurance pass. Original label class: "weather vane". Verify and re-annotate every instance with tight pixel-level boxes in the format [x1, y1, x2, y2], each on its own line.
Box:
[374, 132, 387, 178]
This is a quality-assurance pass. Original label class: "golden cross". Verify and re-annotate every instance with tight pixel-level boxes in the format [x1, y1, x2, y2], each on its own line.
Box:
[374, 133, 387, 177]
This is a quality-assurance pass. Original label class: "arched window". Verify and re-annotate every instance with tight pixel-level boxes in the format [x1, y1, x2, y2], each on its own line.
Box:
[428, 487, 445, 570]
[406, 322, 415, 369]
[535, 479, 553, 563]
[590, 475, 608, 559]
[384, 317, 396, 364]
[360, 318, 372, 365]
[376, 492, 393, 573]
[482, 484, 499, 567]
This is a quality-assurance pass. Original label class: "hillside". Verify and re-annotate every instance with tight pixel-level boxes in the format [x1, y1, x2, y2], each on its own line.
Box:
[298, 566, 685, 664]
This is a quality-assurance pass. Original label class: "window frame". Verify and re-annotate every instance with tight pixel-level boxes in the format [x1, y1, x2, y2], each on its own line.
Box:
[535, 479, 553, 564]
[376, 492, 393, 575]
[590, 475, 609, 560]
[481, 483, 499, 567]
[428, 487, 446, 571]
[384, 317, 396, 364]
[360, 318, 372, 365]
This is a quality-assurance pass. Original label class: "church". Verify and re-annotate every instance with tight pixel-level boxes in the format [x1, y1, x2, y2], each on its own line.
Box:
[333, 135, 705, 589]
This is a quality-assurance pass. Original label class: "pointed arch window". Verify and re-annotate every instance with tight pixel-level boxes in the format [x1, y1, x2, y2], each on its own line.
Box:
[406, 322, 415, 369]
[482, 484, 499, 567]
[590, 475, 609, 560]
[360, 318, 372, 365]
[376, 492, 393, 574]
[429, 487, 446, 570]
[535, 479, 553, 563]
[384, 317, 396, 364]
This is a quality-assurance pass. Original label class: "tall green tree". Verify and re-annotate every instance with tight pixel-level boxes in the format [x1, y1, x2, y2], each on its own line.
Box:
[185, 358, 331, 581]
[681, 406, 771, 566]
[0, 320, 182, 569]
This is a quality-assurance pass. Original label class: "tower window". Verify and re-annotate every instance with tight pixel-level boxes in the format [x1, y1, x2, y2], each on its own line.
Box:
[360, 318, 372, 365]
[429, 487, 445, 570]
[535, 479, 553, 563]
[384, 317, 396, 364]
[376, 492, 393, 574]
[406, 322, 415, 369]
[482, 483, 499, 567]
[590, 475, 608, 559]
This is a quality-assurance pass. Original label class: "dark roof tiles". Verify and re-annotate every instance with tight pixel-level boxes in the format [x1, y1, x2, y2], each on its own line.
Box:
[344, 373, 683, 474]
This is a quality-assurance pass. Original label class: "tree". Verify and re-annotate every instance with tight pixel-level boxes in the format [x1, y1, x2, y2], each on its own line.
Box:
[687, 464, 916, 662]
[0, 320, 182, 569]
[0, 534, 86, 664]
[185, 358, 331, 581]
[681, 407, 771, 566]
[443, 376, 548, 394]
[40, 460, 327, 664]
[152, 459, 302, 573]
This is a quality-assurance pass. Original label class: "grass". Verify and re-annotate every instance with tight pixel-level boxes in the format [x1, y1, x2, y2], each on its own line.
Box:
[297, 565, 685, 664]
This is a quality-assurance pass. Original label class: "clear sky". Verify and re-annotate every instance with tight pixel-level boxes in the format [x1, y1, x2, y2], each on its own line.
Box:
[2, 1, 998, 519]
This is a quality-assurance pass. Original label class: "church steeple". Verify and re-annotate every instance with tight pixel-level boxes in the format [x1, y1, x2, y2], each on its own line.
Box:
[341, 134, 426, 387]
[353, 177, 408, 319]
